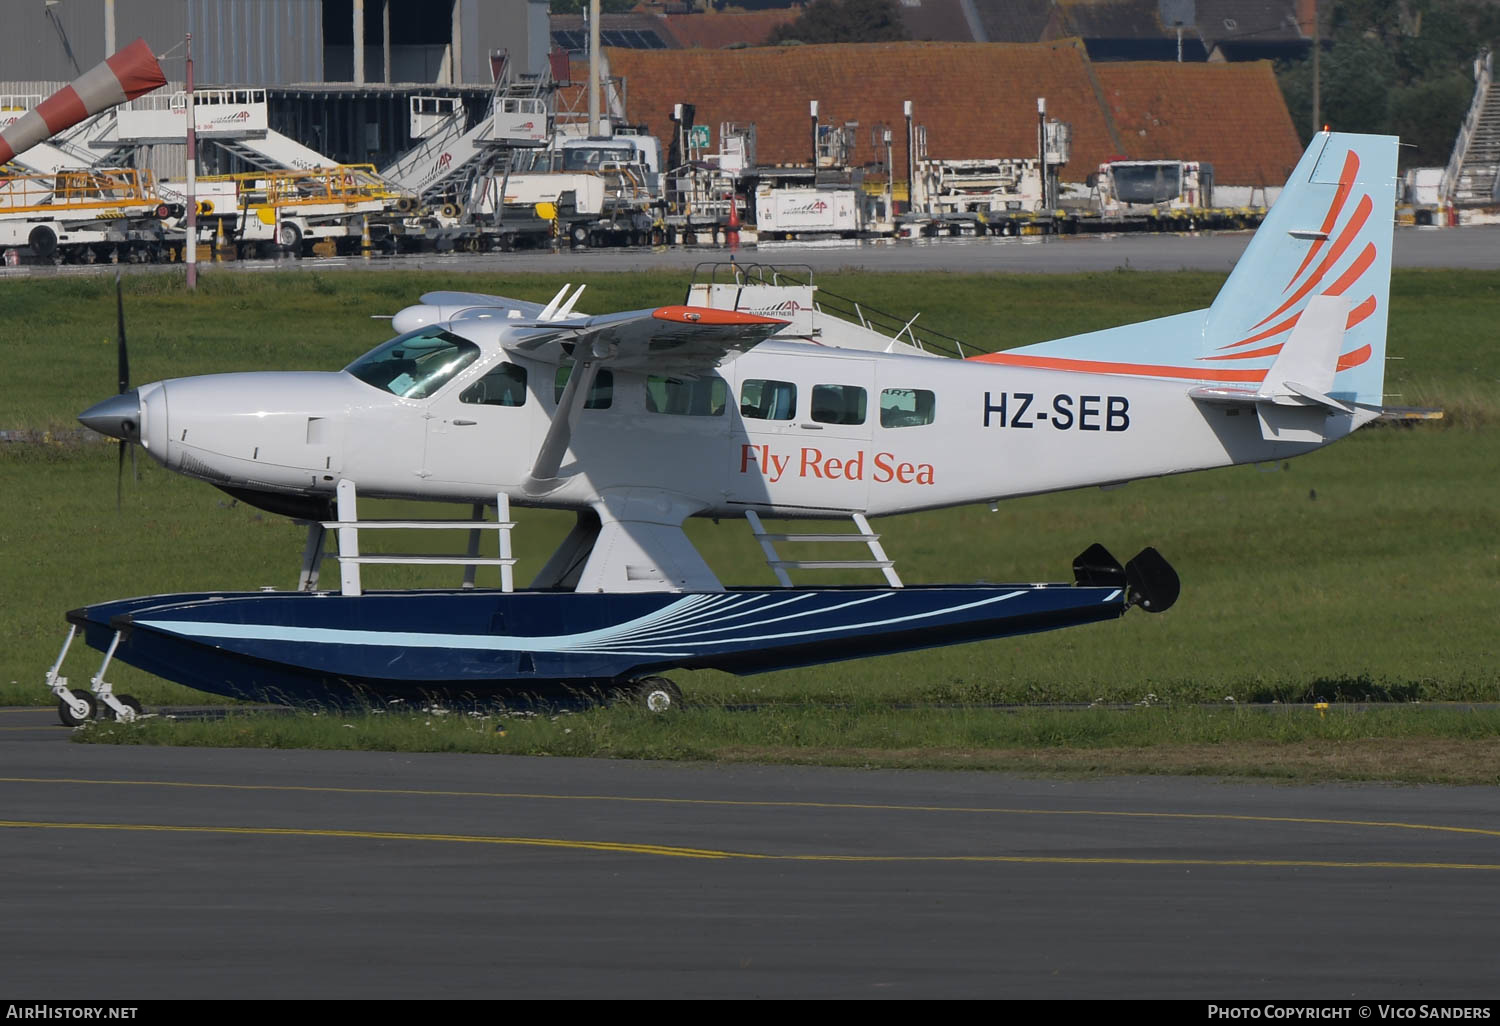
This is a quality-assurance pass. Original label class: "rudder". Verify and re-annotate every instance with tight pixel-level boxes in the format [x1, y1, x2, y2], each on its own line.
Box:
[1202, 131, 1397, 408]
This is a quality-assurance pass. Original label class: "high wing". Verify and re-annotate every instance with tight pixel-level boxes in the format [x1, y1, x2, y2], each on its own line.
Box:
[465, 304, 788, 376]
[413, 287, 789, 376]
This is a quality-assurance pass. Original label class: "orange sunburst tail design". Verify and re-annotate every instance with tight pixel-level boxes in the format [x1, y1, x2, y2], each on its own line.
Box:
[968, 133, 1397, 409]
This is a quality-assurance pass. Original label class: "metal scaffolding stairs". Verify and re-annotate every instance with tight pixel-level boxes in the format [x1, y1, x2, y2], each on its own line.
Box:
[380, 65, 553, 207]
[211, 130, 336, 173]
[1446, 51, 1500, 207]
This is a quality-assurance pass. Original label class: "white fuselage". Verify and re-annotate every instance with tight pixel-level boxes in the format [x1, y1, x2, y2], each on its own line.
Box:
[130, 336, 1365, 521]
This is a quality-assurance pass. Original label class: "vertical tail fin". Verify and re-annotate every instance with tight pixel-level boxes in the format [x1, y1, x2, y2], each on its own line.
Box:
[1202, 132, 1398, 408]
[973, 132, 1397, 410]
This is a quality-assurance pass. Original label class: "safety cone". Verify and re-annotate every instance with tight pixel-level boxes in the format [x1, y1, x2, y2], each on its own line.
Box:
[726, 192, 740, 251]
[213, 220, 225, 262]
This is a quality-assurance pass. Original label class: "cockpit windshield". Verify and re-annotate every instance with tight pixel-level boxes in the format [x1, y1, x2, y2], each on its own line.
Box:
[345, 327, 480, 399]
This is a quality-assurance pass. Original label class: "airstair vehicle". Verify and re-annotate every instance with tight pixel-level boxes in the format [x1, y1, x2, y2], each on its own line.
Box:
[71, 88, 336, 172]
[379, 68, 551, 209]
[1442, 50, 1500, 217]
[374, 64, 557, 251]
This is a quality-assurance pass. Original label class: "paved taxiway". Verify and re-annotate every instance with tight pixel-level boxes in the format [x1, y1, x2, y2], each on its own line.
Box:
[2, 224, 1497, 280]
[4, 707, 1499, 999]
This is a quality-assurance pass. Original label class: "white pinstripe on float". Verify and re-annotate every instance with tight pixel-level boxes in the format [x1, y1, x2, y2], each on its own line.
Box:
[132, 589, 1082, 659]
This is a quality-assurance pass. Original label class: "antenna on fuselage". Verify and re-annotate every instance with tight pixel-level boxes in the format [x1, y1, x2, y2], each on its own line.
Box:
[553, 284, 587, 320]
[537, 283, 572, 321]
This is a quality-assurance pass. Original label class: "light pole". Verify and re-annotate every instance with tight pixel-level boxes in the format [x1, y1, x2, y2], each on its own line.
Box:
[185, 32, 196, 290]
[1037, 97, 1047, 211]
[588, 0, 601, 135]
[903, 99, 914, 214]
[883, 127, 894, 222]
[1311, 0, 1321, 135]
[809, 99, 819, 177]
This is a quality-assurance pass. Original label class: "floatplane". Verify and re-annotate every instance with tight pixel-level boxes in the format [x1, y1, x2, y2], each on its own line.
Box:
[48, 131, 1396, 723]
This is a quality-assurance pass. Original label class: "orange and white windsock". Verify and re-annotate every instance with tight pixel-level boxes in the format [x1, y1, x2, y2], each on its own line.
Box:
[0, 38, 166, 165]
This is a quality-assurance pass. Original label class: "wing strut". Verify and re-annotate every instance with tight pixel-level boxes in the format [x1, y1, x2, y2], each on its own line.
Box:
[523, 355, 599, 495]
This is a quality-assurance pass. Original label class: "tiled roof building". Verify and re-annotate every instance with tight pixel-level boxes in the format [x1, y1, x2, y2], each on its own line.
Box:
[604, 38, 1302, 185]
[1095, 59, 1301, 185]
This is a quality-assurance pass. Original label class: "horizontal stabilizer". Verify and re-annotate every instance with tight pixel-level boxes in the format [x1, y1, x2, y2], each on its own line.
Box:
[1189, 295, 1354, 442]
[1282, 381, 1353, 414]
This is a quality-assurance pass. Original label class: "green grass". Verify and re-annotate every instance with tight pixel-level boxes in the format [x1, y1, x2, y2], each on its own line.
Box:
[72, 703, 1500, 785]
[4, 268, 1499, 770]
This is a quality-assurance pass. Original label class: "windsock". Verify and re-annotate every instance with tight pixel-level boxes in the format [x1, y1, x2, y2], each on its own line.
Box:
[0, 38, 166, 165]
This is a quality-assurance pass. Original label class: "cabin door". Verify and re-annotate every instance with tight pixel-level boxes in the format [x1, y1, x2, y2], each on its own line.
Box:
[726, 355, 874, 514]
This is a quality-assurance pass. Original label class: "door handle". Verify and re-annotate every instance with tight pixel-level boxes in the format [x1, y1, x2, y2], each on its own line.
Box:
[798, 423, 823, 430]
[452, 419, 477, 426]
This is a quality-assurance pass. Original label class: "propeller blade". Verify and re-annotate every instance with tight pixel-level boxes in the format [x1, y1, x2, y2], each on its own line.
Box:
[115, 270, 129, 394]
[116, 439, 125, 511]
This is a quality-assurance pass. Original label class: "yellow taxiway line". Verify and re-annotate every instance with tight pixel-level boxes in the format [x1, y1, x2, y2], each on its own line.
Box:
[1, 819, 1498, 870]
[2, 775, 1499, 842]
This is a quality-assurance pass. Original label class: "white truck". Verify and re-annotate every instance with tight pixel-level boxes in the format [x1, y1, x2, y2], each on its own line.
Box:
[1093, 159, 1214, 214]
[1084, 158, 1267, 232]
[754, 187, 864, 237]
[476, 132, 666, 247]
[1399, 167, 1448, 226]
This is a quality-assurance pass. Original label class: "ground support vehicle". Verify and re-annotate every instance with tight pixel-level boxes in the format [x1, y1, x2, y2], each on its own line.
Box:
[159, 165, 405, 259]
[480, 133, 667, 249]
[0, 166, 173, 264]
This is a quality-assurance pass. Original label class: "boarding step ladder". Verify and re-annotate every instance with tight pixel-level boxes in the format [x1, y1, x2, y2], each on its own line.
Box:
[312, 479, 517, 597]
[744, 510, 903, 588]
[1445, 51, 1500, 206]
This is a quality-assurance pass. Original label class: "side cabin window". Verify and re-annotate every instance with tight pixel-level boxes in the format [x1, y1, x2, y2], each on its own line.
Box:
[346, 327, 480, 400]
[810, 384, 867, 425]
[879, 388, 936, 428]
[553, 364, 614, 409]
[460, 362, 528, 407]
[647, 375, 727, 416]
[739, 379, 797, 420]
